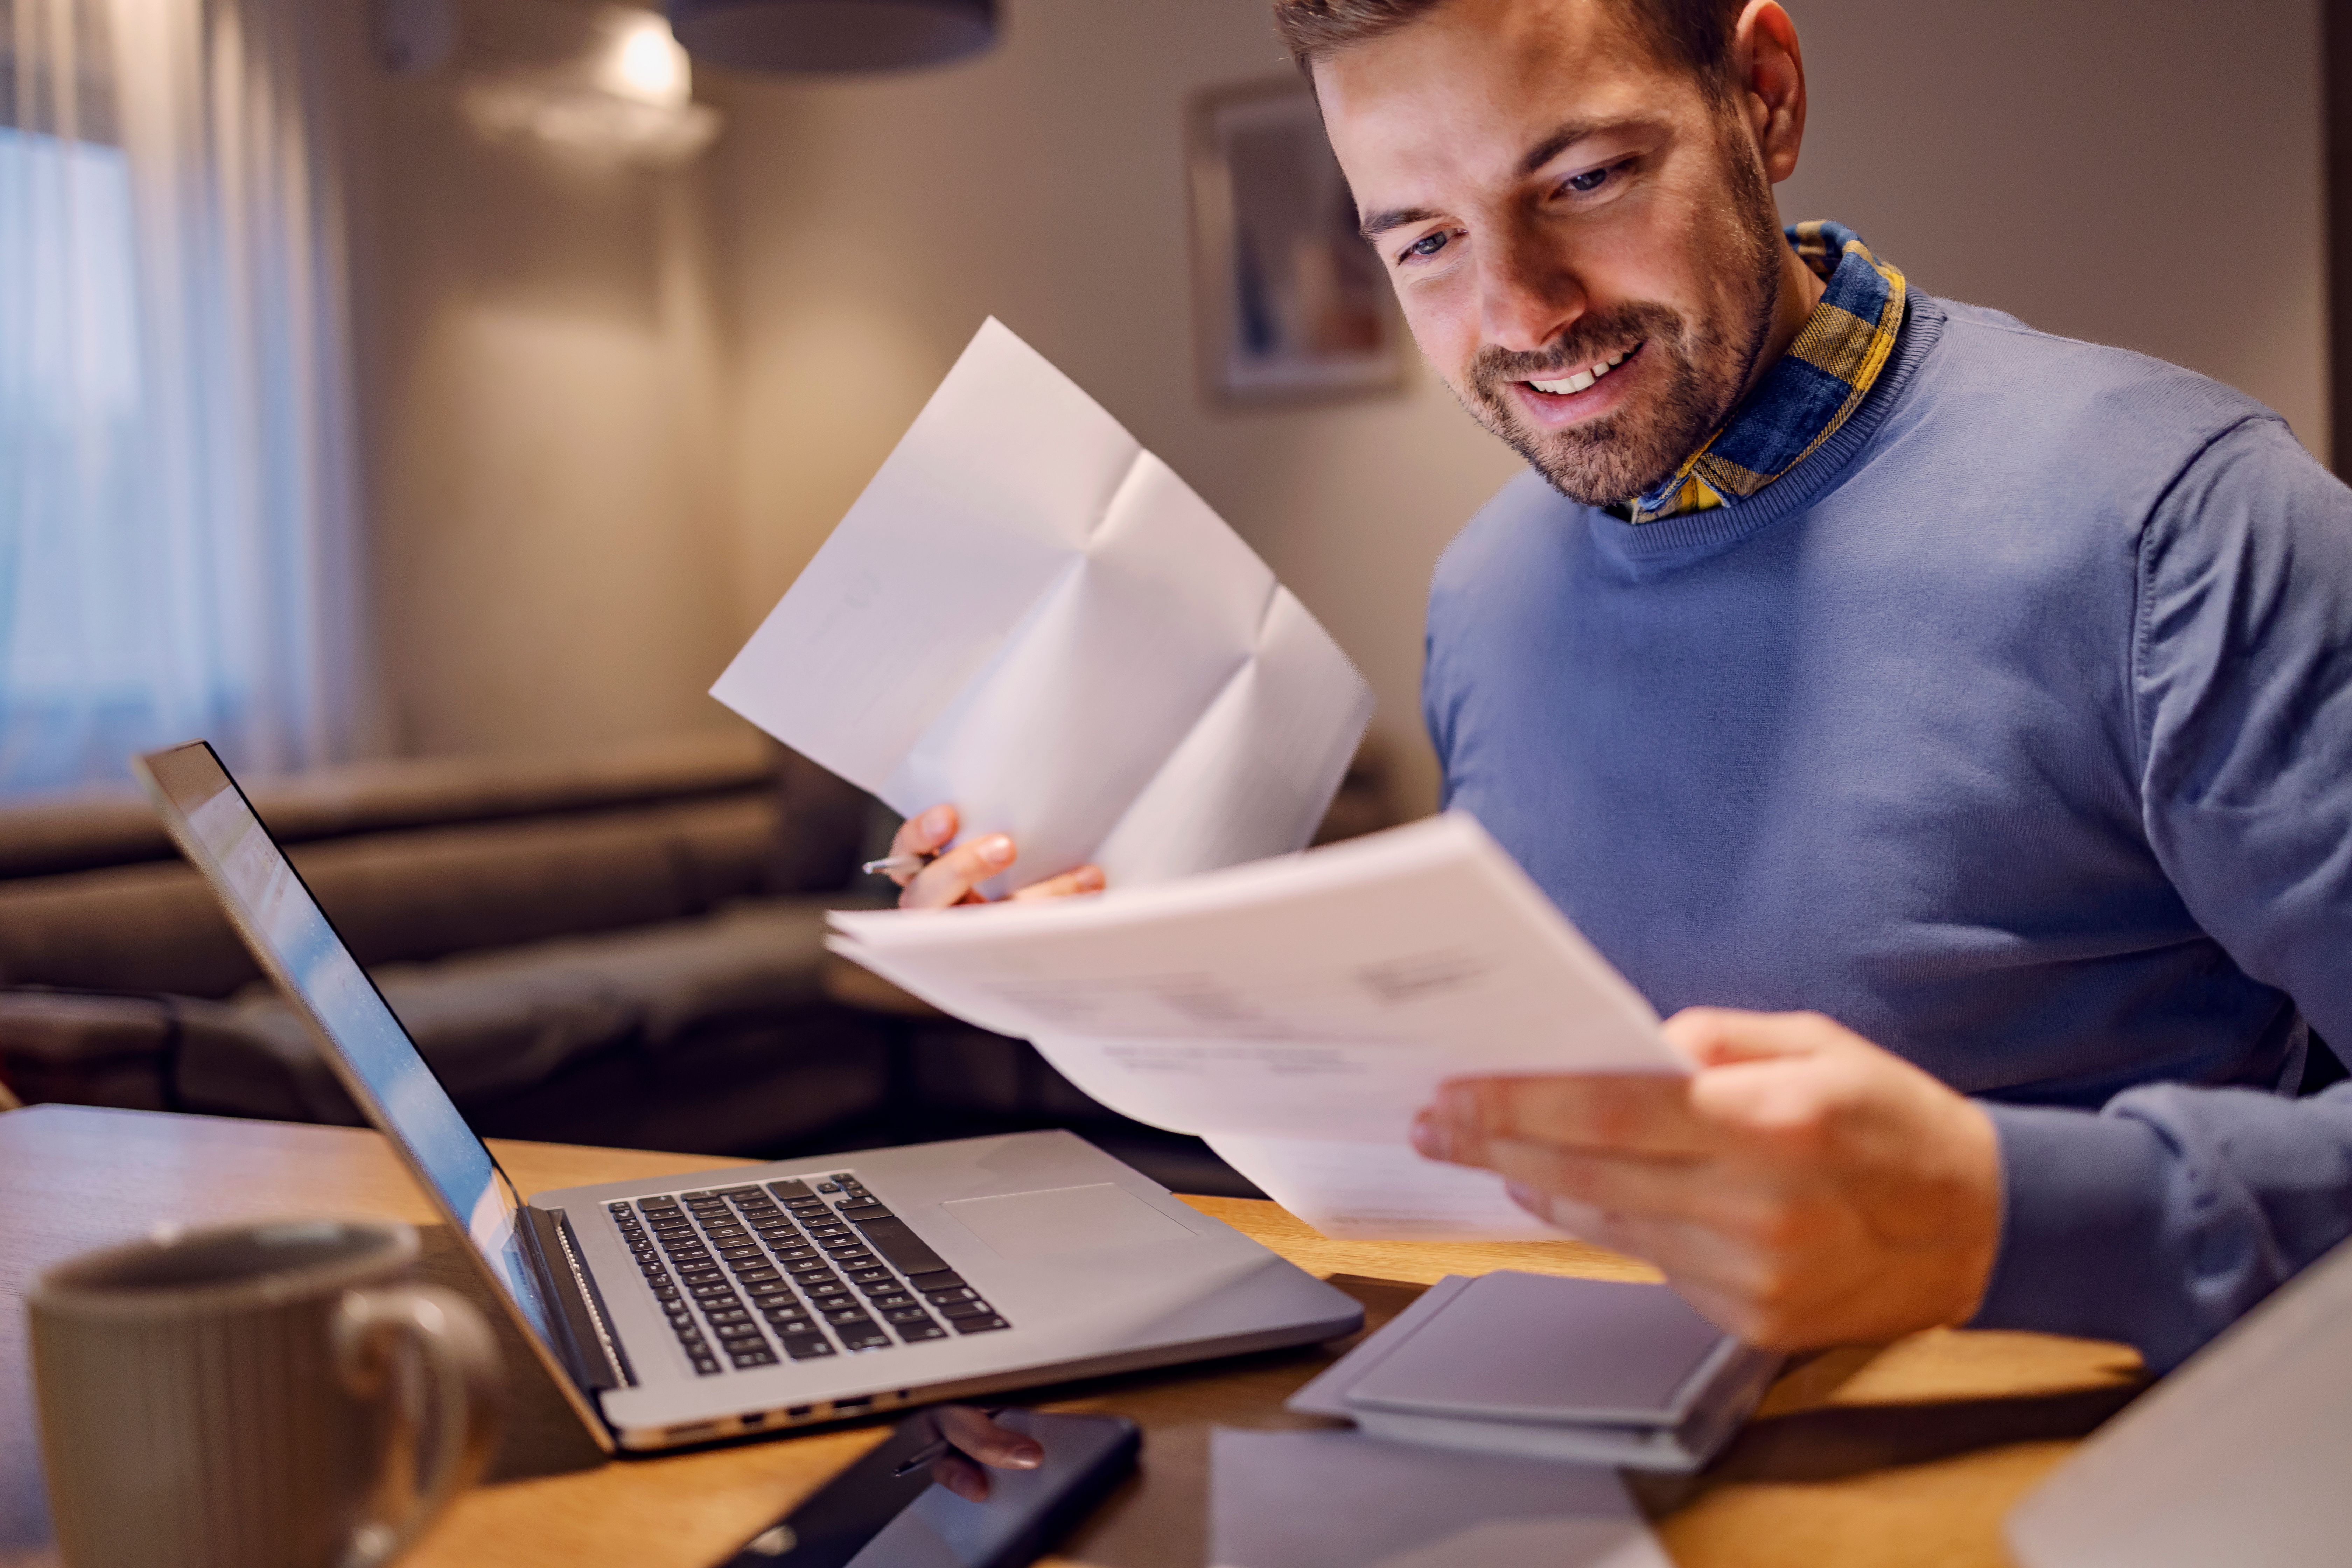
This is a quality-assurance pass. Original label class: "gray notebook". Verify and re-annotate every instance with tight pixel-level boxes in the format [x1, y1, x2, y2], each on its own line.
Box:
[1290, 1272, 1780, 1470]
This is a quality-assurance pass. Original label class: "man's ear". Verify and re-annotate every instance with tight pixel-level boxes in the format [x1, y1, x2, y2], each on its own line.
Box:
[1733, 1, 1807, 184]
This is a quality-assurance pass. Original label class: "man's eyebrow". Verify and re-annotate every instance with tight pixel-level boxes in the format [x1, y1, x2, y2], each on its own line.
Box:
[1517, 116, 1647, 178]
[1359, 206, 1446, 244]
[1357, 117, 1657, 244]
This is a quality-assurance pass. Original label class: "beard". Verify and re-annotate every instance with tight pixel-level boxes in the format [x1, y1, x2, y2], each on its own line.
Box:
[1458, 130, 1788, 509]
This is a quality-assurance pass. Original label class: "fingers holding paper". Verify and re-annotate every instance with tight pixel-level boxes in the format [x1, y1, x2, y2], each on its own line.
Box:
[1410, 1007, 2003, 1352]
[890, 804, 1104, 910]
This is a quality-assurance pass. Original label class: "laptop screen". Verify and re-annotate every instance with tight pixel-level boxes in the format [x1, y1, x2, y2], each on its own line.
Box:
[135, 742, 561, 1358]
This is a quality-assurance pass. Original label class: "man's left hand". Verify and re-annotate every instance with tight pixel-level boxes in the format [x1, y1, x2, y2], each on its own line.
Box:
[1412, 1007, 2002, 1351]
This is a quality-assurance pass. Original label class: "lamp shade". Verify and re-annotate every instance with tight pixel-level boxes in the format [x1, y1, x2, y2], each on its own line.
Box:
[666, 0, 997, 73]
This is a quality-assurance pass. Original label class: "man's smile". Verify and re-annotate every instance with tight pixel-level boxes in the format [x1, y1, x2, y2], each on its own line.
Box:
[1509, 339, 1647, 427]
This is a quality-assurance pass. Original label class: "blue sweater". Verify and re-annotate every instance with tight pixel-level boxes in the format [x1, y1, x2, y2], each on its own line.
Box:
[1424, 294, 2352, 1370]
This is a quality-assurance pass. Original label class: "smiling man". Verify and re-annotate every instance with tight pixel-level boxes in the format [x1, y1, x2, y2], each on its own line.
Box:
[1294, 0, 2352, 1367]
[891, 0, 2352, 1388]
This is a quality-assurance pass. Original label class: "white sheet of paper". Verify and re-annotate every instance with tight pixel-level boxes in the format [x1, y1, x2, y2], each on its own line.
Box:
[828, 813, 1683, 1238]
[1208, 1428, 1671, 1568]
[710, 317, 1372, 896]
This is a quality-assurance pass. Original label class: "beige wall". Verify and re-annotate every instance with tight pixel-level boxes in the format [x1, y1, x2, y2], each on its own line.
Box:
[348, 0, 2328, 814]
[345, 38, 744, 758]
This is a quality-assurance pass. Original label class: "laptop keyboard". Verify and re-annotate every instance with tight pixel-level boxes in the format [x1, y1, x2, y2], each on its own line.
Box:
[606, 1172, 1011, 1376]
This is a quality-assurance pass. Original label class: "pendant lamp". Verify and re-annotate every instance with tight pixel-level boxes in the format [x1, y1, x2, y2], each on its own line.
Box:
[666, 0, 998, 73]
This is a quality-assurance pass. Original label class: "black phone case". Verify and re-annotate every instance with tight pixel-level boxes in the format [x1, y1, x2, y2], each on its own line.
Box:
[717, 1410, 1141, 1568]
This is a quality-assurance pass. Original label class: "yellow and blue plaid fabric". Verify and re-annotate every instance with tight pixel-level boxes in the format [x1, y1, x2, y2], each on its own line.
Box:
[1627, 220, 1907, 524]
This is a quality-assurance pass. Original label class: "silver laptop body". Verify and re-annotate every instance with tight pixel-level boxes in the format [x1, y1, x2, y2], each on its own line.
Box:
[137, 741, 1363, 1453]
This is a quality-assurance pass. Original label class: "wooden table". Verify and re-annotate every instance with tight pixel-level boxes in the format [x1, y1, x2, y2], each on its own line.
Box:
[0, 1105, 2148, 1567]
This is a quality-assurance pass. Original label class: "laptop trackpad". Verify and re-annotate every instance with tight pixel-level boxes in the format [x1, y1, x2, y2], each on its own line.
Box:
[943, 1183, 1195, 1261]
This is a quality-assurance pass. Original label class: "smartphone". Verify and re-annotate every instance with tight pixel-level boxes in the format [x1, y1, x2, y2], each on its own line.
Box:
[715, 1409, 1141, 1568]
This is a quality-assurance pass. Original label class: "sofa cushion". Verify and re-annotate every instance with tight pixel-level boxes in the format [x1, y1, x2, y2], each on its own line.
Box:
[0, 794, 792, 997]
[173, 897, 850, 1121]
[0, 728, 783, 880]
[0, 991, 180, 1111]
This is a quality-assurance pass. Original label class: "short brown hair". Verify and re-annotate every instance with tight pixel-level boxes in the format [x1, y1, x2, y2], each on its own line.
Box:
[1272, 0, 1746, 93]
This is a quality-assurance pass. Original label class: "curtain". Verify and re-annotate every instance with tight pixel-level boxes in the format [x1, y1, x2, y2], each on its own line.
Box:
[0, 0, 365, 794]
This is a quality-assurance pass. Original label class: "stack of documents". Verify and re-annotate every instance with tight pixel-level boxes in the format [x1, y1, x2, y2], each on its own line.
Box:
[712, 317, 1374, 896]
[829, 813, 1687, 1239]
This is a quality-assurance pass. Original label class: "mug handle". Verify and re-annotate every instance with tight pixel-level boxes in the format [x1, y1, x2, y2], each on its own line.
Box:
[332, 1284, 506, 1568]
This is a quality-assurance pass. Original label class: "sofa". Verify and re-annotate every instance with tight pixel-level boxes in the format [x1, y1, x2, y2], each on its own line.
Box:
[0, 729, 929, 1150]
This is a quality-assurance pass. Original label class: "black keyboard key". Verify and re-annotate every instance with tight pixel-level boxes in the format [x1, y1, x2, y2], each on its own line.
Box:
[846, 1266, 894, 1285]
[855, 1277, 905, 1298]
[895, 1321, 948, 1342]
[951, 1315, 1010, 1335]
[817, 1181, 841, 1192]
[693, 1357, 722, 1375]
[706, 1306, 751, 1323]
[766, 1179, 815, 1201]
[731, 1350, 778, 1369]
[883, 1306, 935, 1325]
[690, 1283, 739, 1301]
[924, 1286, 979, 1304]
[936, 1298, 995, 1320]
[837, 1203, 891, 1222]
[780, 1333, 835, 1359]
[839, 1327, 891, 1350]
[652, 1287, 679, 1302]
[853, 1218, 949, 1278]
[867, 1291, 916, 1310]
[716, 1323, 766, 1342]
[905, 1271, 966, 1293]
[822, 1306, 874, 1326]
[717, 1184, 761, 1197]
[805, 1223, 849, 1240]
[733, 1267, 782, 1286]
[770, 1246, 816, 1264]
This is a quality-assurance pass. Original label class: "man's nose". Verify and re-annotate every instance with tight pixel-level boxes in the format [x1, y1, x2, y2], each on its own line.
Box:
[1476, 229, 1585, 356]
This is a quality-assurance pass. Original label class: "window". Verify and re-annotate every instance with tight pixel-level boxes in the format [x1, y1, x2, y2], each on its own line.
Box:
[0, 0, 364, 796]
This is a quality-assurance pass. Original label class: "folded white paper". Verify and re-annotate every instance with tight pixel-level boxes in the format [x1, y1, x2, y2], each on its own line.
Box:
[1208, 1427, 1671, 1568]
[711, 317, 1374, 896]
[828, 812, 1685, 1239]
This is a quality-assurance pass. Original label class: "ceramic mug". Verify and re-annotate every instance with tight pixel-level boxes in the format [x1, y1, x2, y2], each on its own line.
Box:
[30, 1217, 503, 1568]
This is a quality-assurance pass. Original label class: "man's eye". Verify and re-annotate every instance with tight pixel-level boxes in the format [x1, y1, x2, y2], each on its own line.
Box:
[1405, 231, 1450, 260]
[1566, 167, 1611, 194]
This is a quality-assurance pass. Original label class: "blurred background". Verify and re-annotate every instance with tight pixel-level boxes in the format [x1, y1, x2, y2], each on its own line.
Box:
[0, 0, 2337, 1183]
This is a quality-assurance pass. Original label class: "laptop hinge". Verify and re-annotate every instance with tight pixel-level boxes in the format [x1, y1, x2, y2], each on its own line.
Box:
[525, 1205, 635, 1391]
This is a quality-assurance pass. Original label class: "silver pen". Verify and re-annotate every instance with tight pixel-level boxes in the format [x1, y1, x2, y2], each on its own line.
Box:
[861, 852, 936, 877]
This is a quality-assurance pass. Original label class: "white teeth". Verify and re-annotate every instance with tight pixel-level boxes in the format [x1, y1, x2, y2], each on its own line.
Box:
[1531, 370, 1596, 395]
[1590, 360, 1611, 378]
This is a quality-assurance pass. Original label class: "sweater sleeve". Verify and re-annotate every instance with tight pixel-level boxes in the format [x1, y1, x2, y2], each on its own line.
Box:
[1972, 416, 2352, 1368]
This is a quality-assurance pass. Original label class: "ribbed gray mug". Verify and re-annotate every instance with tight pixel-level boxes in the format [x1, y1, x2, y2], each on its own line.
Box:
[30, 1217, 504, 1568]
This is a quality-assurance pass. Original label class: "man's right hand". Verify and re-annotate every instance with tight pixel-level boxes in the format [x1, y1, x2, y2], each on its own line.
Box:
[888, 804, 1104, 910]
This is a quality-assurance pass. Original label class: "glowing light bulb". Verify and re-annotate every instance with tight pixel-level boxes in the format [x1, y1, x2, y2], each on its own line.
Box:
[607, 13, 689, 107]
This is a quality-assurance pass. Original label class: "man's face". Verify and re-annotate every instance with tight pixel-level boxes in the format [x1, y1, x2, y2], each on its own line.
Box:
[1316, 0, 1786, 506]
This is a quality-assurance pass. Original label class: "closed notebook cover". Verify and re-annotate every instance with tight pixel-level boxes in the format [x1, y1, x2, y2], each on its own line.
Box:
[1343, 1271, 1734, 1428]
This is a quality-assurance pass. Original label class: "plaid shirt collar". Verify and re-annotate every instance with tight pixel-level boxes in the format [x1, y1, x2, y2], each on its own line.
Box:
[1622, 221, 1907, 524]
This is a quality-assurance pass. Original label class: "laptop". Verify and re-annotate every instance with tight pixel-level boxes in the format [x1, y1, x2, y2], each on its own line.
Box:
[135, 740, 1363, 1453]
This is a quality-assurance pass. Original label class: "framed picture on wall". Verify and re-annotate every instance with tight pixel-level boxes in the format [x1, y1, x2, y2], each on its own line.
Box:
[1185, 77, 1407, 407]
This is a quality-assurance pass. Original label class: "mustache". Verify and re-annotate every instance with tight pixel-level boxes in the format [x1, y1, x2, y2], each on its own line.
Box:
[1469, 303, 1686, 390]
